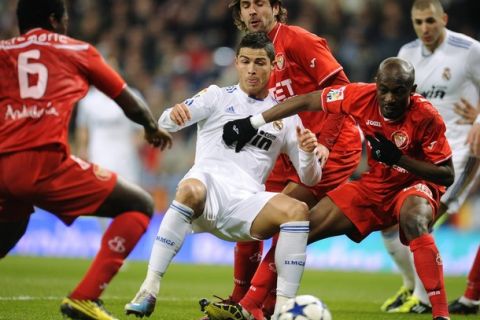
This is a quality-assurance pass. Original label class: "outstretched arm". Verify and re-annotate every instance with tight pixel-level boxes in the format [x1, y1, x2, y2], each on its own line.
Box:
[253, 90, 324, 128]
[114, 86, 172, 150]
[223, 90, 324, 152]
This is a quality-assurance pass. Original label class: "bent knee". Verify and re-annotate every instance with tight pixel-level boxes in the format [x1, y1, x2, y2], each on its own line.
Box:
[400, 198, 433, 237]
[278, 199, 309, 222]
[176, 179, 206, 210]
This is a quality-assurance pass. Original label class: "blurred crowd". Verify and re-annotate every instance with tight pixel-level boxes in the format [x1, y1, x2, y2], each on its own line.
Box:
[1, 0, 480, 214]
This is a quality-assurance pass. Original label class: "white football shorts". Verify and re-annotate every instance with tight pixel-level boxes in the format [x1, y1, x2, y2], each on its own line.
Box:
[180, 167, 277, 241]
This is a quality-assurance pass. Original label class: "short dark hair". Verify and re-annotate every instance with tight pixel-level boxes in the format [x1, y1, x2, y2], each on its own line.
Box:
[236, 32, 275, 62]
[412, 0, 444, 13]
[229, 0, 288, 32]
[16, 0, 66, 34]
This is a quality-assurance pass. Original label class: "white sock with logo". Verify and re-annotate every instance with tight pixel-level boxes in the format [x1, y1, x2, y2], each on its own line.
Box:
[274, 221, 309, 316]
[140, 200, 193, 295]
[382, 228, 415, 290]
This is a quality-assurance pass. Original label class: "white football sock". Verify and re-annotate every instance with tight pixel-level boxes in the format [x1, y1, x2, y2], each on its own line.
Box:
[140, 200, 193, 295]
[413, 270, 431, 305]
[459, 295, 480, 306]
[274, 221, 309, 316]
[382, 228, 415, 290]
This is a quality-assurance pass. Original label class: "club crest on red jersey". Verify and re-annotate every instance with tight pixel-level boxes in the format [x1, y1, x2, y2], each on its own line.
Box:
[391, 130, 409, 149]
[275, 53, 286, 71]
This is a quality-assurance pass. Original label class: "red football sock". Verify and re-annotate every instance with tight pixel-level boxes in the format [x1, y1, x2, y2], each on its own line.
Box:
[231, 241, 263, 302]
[464, 246, 480, 300]
[70, 212, 150, 300]
[240, 234, 278, 319]
[409, 234, 448, 318]
[261, 288, 277, 319]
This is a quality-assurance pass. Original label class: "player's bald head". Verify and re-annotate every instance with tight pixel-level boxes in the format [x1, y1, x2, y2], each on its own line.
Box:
[376, 57, 415, 89]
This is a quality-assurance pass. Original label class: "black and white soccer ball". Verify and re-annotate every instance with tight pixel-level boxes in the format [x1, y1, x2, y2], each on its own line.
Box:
[277, 295, 332, 320]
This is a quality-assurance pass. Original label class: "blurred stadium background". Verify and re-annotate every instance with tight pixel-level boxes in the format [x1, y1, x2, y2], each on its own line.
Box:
[1, 0, 479, 275]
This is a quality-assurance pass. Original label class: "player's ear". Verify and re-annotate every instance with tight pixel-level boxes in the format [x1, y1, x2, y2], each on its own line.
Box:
[411, 84, 417, 95]
[48, 14, 57, 30]
[442, 13, 448, 27]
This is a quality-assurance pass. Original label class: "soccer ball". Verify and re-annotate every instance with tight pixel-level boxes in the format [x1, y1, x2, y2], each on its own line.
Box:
[277, 295, 332, 320]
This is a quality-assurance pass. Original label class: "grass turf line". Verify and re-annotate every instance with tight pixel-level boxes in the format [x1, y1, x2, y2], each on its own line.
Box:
[0, 256, 471, 320]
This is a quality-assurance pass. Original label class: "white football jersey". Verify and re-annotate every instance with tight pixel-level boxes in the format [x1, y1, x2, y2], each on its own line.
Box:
[158, 84, 321, 192]
[77, 88, 142, 184]
[398, 29, 480, 147]
[398, 29, 480, 213]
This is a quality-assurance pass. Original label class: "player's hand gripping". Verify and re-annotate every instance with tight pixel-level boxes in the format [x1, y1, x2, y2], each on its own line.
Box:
[222, 116, 258, 152]
[365, 133, 402, 166]
[144, 126, 172, 151]
[454, 98, 479, 124]
[170, 103, 191, 126]
[467, 122, 480, 157]
[297, 127, 317, 153]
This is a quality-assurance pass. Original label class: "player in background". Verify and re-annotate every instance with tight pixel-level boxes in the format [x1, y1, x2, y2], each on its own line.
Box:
[213, 1, 361, 318]
[124, 32, 322, 319]
[76, 86, 143, 185]
[447, 112, 480, 316]
[377, 0, 480, 315]
[220, 57, 454, 320]
[0, 1, 172, 319]
[448, 245, 480, 315]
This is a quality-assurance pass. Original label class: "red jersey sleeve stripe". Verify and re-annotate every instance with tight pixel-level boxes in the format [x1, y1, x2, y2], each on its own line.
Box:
[318, 66, 343, 87]
[433, 154, 453, 164]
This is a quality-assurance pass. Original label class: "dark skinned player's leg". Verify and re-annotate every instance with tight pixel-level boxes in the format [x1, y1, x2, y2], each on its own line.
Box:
[70, 177, 154, 300]
[400, 195, 449, 319]
[0, 218, 30, 258]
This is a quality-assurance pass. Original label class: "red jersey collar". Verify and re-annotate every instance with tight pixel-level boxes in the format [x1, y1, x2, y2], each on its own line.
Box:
[267, 23, 283, 44]
[24, 28, 50, 36]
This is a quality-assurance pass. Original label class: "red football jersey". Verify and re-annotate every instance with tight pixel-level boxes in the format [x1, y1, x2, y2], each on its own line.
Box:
[321, 83, 453, 195]
[265, 23, 360, 188]
[0, 28, 126, 154]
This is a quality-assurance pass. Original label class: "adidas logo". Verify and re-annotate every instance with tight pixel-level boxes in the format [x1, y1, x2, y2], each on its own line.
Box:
[411, 305, 429, 313]
[225, 106, 236, 114]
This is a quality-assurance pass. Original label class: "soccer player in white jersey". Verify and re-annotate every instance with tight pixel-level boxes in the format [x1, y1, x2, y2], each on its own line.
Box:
[124, 32, 322, 319]
[77, 87, 142, 184]
[380, 0, 480, 315]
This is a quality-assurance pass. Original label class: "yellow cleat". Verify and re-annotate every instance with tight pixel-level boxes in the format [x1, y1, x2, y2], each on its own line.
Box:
[388, 295, 432, 314]
[60, 297, 119, 320]
[380, 286, 412, 312]
[199, 298, 254, 320]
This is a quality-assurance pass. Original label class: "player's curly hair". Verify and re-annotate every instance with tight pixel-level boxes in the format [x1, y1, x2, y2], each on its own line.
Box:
[228, 0, 288, 32]
[17, 0, 66, 34]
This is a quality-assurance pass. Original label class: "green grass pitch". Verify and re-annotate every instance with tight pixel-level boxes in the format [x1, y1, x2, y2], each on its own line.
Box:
[0, 256, 472, 319]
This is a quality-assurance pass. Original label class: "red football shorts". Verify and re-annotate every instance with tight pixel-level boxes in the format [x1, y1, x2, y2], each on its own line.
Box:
[0, 146, 117, 225]
[328, 179, 442, 244]
[266, 147, 361, 197]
